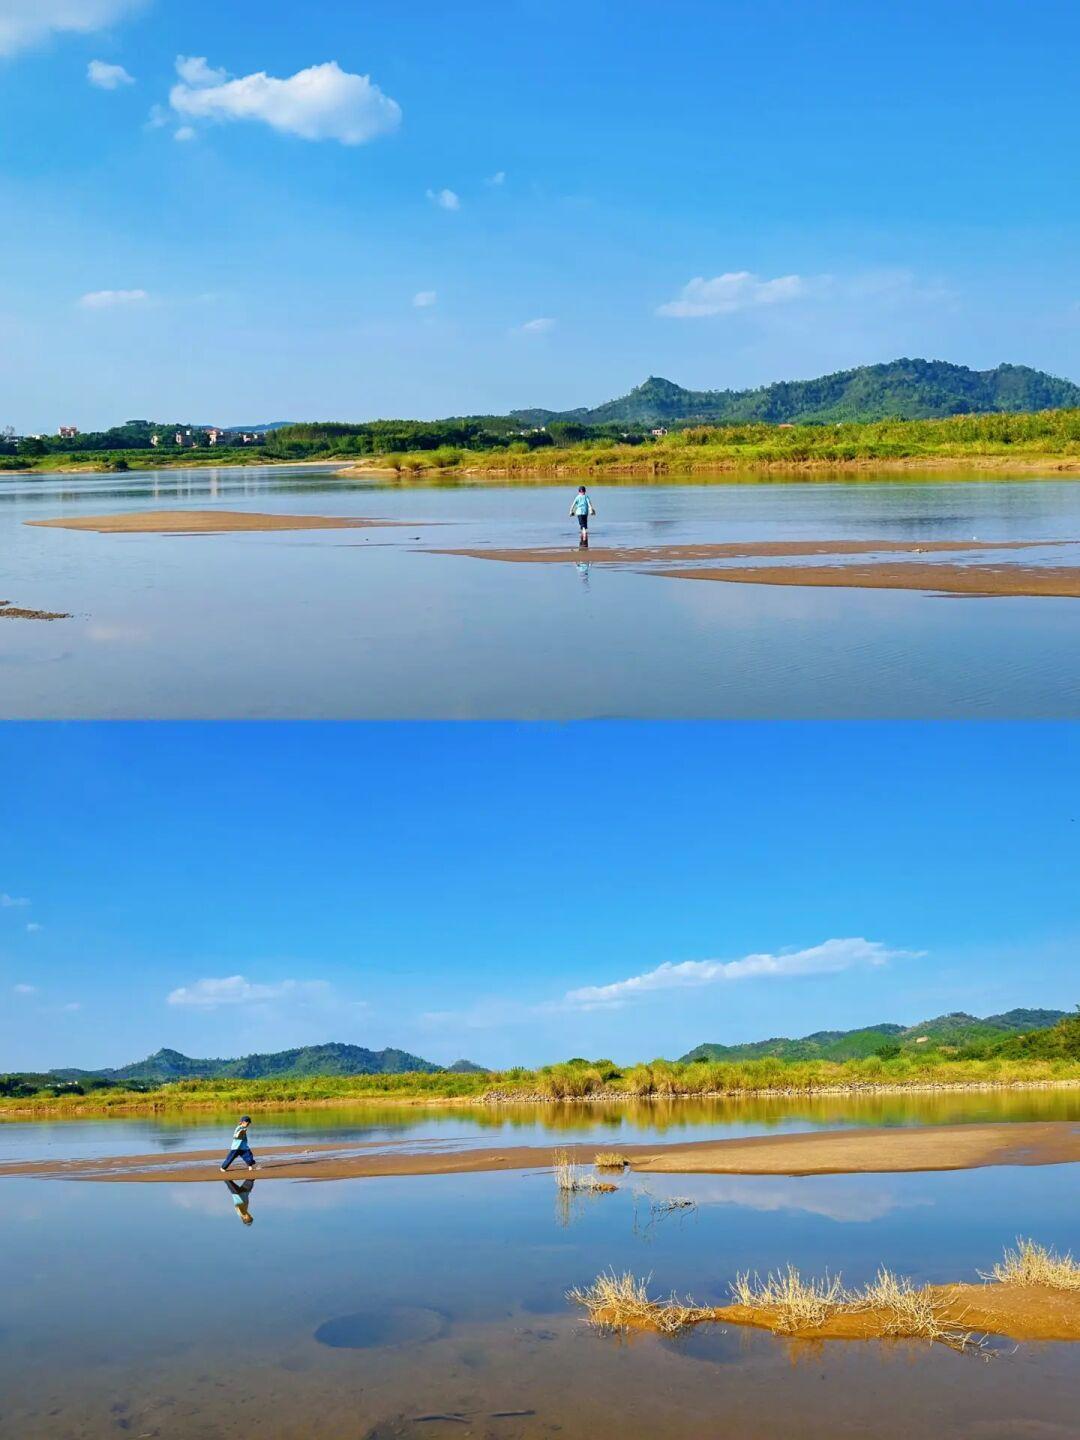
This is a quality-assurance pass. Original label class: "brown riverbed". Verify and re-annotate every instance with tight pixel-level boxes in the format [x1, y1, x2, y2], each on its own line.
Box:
[4, 1120, 1075, 1184]
[26, 509, 402, 534]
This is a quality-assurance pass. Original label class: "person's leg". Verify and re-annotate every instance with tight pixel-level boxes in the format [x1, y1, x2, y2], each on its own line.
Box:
[221, 1147, 239, 1171]
[242, 1146, 257, 1170]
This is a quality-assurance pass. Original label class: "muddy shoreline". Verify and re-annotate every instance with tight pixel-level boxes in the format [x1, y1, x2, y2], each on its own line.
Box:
[3, 1120, 1075, 1184]
[27, 509, 403, 535]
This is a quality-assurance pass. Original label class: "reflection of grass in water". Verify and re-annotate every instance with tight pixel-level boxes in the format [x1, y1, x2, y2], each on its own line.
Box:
[552, 1149, 617, 1194]
[984, 1238, 1080, 1291]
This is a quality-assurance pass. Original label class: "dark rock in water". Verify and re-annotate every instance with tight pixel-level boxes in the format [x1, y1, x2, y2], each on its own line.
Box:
[314, 1305, 448, 1350]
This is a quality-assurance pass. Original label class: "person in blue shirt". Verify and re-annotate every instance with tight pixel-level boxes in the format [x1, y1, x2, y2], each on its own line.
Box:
[220, 1115, 257, 1173]
[569, 486, 596, 546]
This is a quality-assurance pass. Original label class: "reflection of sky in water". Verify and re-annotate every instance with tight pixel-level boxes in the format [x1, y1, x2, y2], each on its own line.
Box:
[2, 1162, 1077, 1439]
[4, 467, 1080, 717]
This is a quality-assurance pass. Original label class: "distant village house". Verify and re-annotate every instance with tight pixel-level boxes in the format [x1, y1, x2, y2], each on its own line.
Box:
[57, 425, 79, 439]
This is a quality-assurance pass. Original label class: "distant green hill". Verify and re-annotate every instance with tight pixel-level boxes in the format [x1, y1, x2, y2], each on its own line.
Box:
[679, 1009, 1068, 1064]
[511, 360, 1080, 428]
[49, 1043, 484, 1084]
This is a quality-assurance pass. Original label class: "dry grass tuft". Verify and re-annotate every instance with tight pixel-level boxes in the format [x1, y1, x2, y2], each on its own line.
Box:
[593, 1151, 629, 1170]
[568, 1270, 713, 1334]
[849, 1268, 980, 1352]
[729, 1265, 844, 1332]
[984, 1238, 1080, 1291]
[553, 1149, 617, 1194]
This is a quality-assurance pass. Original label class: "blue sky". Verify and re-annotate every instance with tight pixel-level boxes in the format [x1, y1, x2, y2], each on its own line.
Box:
[1, 0, 1078, 432]
[1, 723, 1076, 1071]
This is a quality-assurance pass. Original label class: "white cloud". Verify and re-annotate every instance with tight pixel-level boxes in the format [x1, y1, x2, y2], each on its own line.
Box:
[87, 58, 133, 88]
[564, 938, 919, 1010]
[78, 288, 148, 309]
[12, 983, 37, 995]
[426, 187, 460, 211]
[412, 289, 437, 308]
[0, 0, 144, 58]
[487, 170, 506, 186]
[174, 54, 225, 86]
[173, 125, 196, 142]
[169, 57, 401, 146]
[62, 1001, 82, 1012]
[658, 271, 807, 318]
[166, 974, 332, 1009]
[26, 922, 43, 933]
[519, 317, 555, 333]
[1, 893, 29, 907]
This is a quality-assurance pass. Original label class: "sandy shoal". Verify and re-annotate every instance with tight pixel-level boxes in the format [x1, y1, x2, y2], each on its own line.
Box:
[27, 510, 400, 534]
[2, 1120, 1075, 1184]
[598, 1284, 1080, 1345]
[655, 561, 1080, 598]
[433, 538, 1061, 566]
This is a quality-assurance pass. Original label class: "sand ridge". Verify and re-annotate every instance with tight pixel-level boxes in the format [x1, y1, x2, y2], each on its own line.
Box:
[27, 510, 406, 534]
[3, 1120, 1076, 1184]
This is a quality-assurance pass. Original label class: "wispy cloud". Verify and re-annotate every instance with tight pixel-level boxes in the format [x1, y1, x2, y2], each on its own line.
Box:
[166, 974, 333, 1009]
[426, 187, 460, 211]
[173, 125, 196, 143]
[486, 170, 506, 186]
[0, 0, 144, 58]
[564, 939, 920, 1010]
[658, 271, 807, 318]
[12, 983, 37, 995]
[412, 289, 437, 308]
[658, 267, 952, 319]
[87, 58, 134, 89]
[169, 57, 402, 146]
[518, 317, 555, 333]
[1, 893, 30, 907]
[62, 1002, 82, 1012]
[26, 922, 43, 933]
[78, 288, 149, 309]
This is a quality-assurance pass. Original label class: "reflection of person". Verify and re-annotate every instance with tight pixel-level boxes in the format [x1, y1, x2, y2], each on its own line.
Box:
[225, 1178, 255, 1225]
[569, 486, 595, 546]
[220, 1115, 257, 1172]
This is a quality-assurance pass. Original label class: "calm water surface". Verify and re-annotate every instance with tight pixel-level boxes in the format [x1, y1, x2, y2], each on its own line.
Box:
[4, 467, 1080, 717]
[1, 1096, 1077, 1439]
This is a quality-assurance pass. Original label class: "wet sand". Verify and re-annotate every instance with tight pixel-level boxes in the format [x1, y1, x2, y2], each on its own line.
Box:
[26, 509, 401, 534]
[0, 600, 71, 620]
[435, 538, 1062, 566]
[4, 1120, 1075, 1184]
[658, 561, 1080, 598]
[433, 538, 1080, 597]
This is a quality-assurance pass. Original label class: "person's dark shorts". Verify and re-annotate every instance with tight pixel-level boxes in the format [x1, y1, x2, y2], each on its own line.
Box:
[576, 512, 589, 529]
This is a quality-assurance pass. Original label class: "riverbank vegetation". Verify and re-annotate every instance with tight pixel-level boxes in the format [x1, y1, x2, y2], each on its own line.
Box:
[355, 409, 1080, 478]
[5, 409, 1080, 477]
[3, 1011, 1077, 1116]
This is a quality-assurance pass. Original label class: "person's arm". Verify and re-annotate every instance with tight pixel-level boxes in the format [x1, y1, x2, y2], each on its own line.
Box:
[589, 500, 596, 515]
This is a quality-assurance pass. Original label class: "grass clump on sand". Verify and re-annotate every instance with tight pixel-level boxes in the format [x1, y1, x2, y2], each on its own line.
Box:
[552, 1149, 617, 1194]
[593, 1151, 629, 1170]
[568, 1271, 713, 1335]
[730, 1265, 844, 1331]
[848, 1268, 979, 1352]
[984, 1238, 1080, 1291]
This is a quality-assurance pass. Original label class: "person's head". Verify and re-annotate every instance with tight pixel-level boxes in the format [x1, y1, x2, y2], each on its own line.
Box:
[239, 1115, 251, 1126]
[240, 1210, 254, 1226]
[578, 486, 586, 494]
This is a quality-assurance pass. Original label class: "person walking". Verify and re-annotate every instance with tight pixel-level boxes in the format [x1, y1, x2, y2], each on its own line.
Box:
[569, 486, 596, 546]
[220, 1115, 258, 1173]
